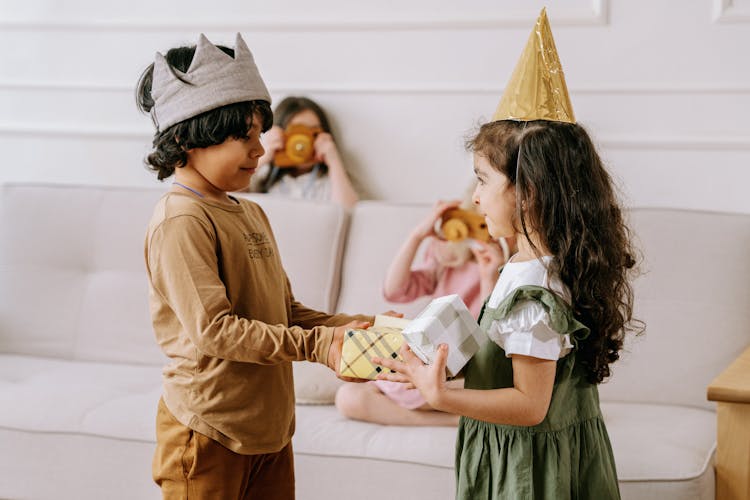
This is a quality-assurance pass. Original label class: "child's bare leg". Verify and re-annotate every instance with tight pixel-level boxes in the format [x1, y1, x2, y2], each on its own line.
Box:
[335, 382, 459, 426]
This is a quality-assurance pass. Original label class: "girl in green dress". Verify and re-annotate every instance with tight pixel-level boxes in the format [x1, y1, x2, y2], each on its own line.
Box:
[373, 118, 640, 499]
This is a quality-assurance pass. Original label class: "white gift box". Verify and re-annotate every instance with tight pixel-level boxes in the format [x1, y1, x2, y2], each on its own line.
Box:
[402, 294, 487, 377]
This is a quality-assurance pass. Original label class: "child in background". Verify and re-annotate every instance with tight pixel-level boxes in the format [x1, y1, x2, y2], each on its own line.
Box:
[380, 196, 512, 319]
[248, 96, 359, 208]
[374, 10, 639, 499]
[336, 194, 511, 426]
[137, 34, 372, 499]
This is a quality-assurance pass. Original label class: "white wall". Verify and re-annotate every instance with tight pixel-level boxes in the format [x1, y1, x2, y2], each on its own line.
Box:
[1, 0, 748, 212]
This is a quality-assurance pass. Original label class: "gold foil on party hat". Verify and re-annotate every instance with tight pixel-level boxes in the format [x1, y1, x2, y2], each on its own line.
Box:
[493, 8, 575, 124]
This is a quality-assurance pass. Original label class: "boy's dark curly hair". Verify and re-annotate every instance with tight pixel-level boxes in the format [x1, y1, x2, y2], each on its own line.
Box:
[135, 45, 273, 180]
[467, 120, 643, 384]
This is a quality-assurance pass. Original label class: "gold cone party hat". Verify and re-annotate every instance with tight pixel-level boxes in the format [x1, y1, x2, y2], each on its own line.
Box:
[493, 8, 575, 124]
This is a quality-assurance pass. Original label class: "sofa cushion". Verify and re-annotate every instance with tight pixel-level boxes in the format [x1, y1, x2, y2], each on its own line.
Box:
[336, 201, 436, 318]
[598, 208, 750, 410]
[294, 404, 456, 468]
[0, 428, 160, 500]
[0, 354, 161, 440]
[292, 361, 344, 404]
[0, 184, 167, 365]
[604, 402, 715, 482]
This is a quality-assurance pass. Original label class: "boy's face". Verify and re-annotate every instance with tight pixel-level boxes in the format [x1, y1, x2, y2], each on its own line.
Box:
[185, 112, 265, 193]
[471, 153, 517, 239]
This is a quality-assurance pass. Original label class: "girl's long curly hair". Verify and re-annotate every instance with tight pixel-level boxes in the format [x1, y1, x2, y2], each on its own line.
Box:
[467, 120, 643, 384]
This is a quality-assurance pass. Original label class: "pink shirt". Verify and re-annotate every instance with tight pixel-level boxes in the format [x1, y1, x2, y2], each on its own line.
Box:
[382, 238, 484, 319]
[376, 239, 482, 409]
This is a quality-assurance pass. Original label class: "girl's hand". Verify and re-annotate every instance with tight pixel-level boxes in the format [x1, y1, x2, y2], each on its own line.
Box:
[258, 125, 284, 166]
[372, 343, 450, 408]
[261, 126, 285, 155]
[413, 200, 461, 241]
[258, 126, 285, 167]
[313, 132, 339, 165]
[471, 240, 505, 295]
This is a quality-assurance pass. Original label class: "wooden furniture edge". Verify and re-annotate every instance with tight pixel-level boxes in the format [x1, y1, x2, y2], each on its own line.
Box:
[707, 345, 750, 500]
[707, 345, 750, 404]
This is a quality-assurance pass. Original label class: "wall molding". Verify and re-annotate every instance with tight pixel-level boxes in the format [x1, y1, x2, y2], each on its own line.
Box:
[713, 0, 750, 23]
[2, 80, 750, 96]
[1, 123, 748, 151]
[0, 123, 148, 140]
[0, 1, 607, 31]
[599, 136, 750, 151]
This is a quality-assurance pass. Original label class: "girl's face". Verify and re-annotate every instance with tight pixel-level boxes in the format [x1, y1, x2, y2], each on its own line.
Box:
[472, 153, 517, 239]
[288, 109, 322, 129]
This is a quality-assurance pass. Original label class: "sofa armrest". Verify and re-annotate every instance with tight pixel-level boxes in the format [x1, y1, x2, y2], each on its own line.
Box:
[707, 345, 750, 500]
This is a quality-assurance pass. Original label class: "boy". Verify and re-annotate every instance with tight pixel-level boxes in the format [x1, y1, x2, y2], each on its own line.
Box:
[136, 33, 372, 499]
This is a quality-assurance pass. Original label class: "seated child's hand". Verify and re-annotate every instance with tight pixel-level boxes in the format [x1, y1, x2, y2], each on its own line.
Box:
[412, 200, 461, 241]
[329, 320, 371, 382]
[313, 132, 339, 164]
[262, 126, 285, 155]
[471, 239, 506, 292]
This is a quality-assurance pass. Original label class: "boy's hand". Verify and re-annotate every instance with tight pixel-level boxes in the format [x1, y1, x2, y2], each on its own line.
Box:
[328, 320, 371, 382]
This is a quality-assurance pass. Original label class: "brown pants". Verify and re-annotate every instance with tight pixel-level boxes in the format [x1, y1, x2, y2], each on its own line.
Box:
[153, 399, 295, 500]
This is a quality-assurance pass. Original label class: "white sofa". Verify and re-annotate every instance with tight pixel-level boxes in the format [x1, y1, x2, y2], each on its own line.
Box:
[0, 183, 748, 500]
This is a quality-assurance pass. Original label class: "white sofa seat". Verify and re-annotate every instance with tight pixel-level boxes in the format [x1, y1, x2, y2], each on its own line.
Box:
[296, 402, 718, 484]
[605, 402, 715, 499]
[0, 354, 718, 500]
[291, 387, 718, 500]
[0, 354, 162, 499]
[294, 405, 457, 468]
[294, 405, 455, 500]
[0, 354, 161, 440]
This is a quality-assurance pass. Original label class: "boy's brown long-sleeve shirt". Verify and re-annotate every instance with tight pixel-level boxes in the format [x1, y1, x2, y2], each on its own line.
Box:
[145, 192, 370, 455]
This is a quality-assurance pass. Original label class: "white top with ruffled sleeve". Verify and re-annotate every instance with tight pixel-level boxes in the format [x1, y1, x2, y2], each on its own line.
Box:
[486, 255, 574, 360]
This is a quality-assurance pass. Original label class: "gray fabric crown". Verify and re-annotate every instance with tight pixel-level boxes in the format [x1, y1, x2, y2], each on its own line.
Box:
[150, 33, 272, 131]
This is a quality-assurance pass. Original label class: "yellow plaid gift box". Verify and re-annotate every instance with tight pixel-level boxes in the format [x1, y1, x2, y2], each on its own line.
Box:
[339, 326, 405, 380]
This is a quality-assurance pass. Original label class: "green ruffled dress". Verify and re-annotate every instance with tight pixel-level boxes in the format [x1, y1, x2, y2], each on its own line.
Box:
[455, 286, 621, 499]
